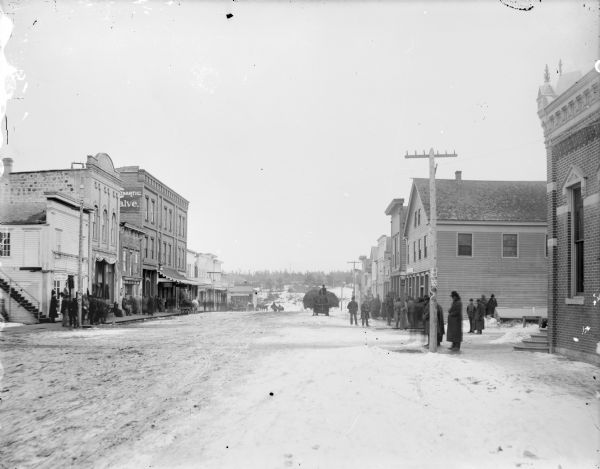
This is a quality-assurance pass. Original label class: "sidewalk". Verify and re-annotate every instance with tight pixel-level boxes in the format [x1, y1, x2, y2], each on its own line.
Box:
[0, 308, 205, 335]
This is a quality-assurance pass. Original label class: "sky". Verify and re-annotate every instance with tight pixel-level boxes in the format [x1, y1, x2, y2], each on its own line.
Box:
[0, 0, 598, 272]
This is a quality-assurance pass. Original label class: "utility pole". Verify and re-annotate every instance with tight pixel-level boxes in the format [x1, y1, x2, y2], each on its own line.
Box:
[405, 148, 457, 353]
[77, 183, 84, 328]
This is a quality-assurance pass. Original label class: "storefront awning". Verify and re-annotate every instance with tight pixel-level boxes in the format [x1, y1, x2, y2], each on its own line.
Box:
[158, 267, 200, 286]
[95, 254, 117, 264]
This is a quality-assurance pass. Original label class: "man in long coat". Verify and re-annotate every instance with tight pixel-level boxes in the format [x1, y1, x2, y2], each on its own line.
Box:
[486, 294, 498, 318]
[347, 296, 358, 325]
[360, 298, 370, 327]
[49, 290, 58, 323]
[474, 298, 485, 334]
[447, 291, 463, 351]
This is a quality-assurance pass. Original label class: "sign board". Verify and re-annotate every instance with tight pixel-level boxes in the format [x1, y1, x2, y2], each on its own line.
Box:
[120, 189, 143, 212]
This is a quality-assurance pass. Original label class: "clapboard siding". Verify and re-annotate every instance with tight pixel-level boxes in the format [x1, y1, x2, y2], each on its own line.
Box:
[437, 228, 547, 309]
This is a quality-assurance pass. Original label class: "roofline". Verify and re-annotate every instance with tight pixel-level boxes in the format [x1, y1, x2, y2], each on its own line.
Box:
[384, 198, 405, 215]
[542, 68, 596, 114]
[44, 191, 94, 212]
[119, 221, 146, 234]
[438, 220, 547, 226]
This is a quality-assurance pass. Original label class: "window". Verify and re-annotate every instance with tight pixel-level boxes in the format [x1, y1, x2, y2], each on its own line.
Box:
[144, 236, 148, 258]
[418, 209, 421, 226]
[573, 185, 584, 294]
[102, 209, 108, 242]
[457, 233, 472, 256]
[413, 241, 416, 262]
[110, 213, 116, 245]
[418, 239, 422, 260]
[145, 196, 149, 221]
[132, 252, 138, 275]
[169, 209, 173, 231]
[164, 207, 167, 229]
[151, 199, 155, 224]
[122, 249, 127, 272]
[150, 237, 155, 259]
[0, 232, 10, 257]
[163, 242, 167, 264]
[168, 244, 172, 265]
[414, 212, 417, 228]
[92, 206, 98, 240]
[55, 229, 62, 252]
[502, 234, 518, 258]
[424, 235, 427, 258]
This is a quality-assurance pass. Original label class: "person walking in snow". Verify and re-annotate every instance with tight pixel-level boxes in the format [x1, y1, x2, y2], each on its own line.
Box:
[474, 298, 485, 334]
[347, 296, 358, 325]
[466, 298, 476, 333]
[447, 291, 463, 351]
[360, 298, 370, 327]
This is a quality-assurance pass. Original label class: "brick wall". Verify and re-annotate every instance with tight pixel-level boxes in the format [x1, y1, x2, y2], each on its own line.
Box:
[550, 123, 600, 362]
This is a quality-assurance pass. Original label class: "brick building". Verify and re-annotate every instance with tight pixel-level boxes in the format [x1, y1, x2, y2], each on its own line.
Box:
[385, 198, 407, 297]
[1, 154, 123, 305]
[537, 67, 600, 364]
[403, 173, 547, 314]
[117, 166, 189, 311]
[119, 222, 145, 306]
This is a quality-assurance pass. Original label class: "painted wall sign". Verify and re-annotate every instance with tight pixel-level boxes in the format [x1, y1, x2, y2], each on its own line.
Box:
[120, 189, 142, 212]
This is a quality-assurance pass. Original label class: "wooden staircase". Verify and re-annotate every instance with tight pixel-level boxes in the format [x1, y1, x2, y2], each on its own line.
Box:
[513, 328, 549, 353]
[0, 276, 42, 323]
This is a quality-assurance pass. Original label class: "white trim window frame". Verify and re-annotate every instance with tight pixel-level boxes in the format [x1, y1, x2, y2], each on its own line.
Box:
[502, 233, 519, 258]
[0, 230, 11, 257]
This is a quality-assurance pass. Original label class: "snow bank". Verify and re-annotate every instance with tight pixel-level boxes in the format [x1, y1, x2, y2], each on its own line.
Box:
[490, 325, 539, 344]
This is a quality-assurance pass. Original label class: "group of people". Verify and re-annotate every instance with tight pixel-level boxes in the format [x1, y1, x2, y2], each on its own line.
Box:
[48, 287, 109, 327]
[346, 290, 499, 352]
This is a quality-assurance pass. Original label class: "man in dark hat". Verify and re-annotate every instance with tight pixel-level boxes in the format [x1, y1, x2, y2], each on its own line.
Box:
[447, 291, 463, 351]
[347, 295, 358, 326]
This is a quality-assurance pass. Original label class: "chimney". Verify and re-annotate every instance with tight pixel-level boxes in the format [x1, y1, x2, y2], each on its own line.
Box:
[455, 170, 462, 181]
[2, 157, 13, 177]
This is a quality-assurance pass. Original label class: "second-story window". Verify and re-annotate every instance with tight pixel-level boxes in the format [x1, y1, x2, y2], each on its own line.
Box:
[92, 206, 98, 240]
[418, 239, 422, 260]
[418, 209, 421, 226]
[144, 236, 148, 258]
[150, 237, 155, 259]
[110, 213, 116, 245]
[151, 199, 155, 224]
[0, 232, 10, 257]
[424, 235, 428, 258]
[145, 196, 149, 221]
[102, 209, 108, 242]
[457, 233, 472, 256]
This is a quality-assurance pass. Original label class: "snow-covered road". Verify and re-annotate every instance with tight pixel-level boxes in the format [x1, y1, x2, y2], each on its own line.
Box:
[1, 310, 598, 468]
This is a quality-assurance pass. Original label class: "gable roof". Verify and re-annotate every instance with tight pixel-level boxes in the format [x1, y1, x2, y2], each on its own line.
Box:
[412, 178, 546, 223]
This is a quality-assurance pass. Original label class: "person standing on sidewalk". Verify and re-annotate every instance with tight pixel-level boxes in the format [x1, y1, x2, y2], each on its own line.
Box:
[447, 291, 463, 351]
[347, 296, 358, 326]
[466, 298, 476, 333]
[474, 298, 485, 334]
[49, 290, 58, 323]
[486, 294, 498, 318]
[360, 298, 370, 327]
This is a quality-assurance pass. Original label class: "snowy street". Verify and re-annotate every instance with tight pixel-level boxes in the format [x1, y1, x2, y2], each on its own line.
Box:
[1, 309, 598, 469]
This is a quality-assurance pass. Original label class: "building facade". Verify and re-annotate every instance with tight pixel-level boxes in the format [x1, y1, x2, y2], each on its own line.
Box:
[385, 198, 407, 298]
[404, 174, 548, 313]
[0, 191, 91, 323]
[537, 67, 600, 364]
[1, 154, 122, 305]
[375, 235, 391, 299]
[119, 222, 145, 311]
[117, 166, 189, 311]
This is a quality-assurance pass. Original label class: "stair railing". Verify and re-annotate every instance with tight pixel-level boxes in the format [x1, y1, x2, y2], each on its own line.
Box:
[0, 267, 42, 322]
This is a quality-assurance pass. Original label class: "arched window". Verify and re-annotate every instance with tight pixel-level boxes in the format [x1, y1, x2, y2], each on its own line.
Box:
[102, 209, 108, 242]
[93, 206, 99, 240]
[110, 213, 116, 245]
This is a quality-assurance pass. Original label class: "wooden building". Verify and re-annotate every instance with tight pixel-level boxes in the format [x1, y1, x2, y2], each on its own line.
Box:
[403, 173, 547, 314]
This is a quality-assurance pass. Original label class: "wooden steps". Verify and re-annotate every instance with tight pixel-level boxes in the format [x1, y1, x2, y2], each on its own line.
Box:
[513, 328, 549, 353]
